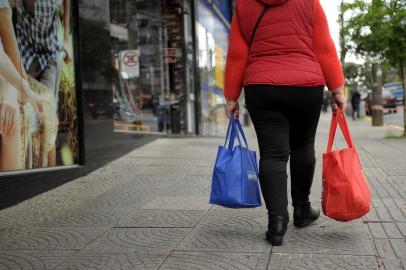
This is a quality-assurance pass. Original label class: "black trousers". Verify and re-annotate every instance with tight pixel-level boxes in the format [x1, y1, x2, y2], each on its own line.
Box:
[244, 84, 324, 217]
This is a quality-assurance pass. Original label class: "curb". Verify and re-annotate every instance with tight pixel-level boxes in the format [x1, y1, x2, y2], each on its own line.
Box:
[363, 116, 404, 131]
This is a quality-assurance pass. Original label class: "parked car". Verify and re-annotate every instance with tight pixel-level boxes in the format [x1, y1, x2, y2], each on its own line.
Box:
[384, 82, 404, 105]
[365, 90, 397, 115]
[391, 88, 404, 105]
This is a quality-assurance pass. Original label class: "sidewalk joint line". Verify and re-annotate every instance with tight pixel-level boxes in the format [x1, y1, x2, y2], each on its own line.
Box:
[363, 221, 403, 224]
[156, 250, 173, 270]
[265, 246, 273, 269]
[113, 226, 195, 229]
[268, 252, 378, 257]
[170, 250, 269, 254]
[169, 208, 212, 253]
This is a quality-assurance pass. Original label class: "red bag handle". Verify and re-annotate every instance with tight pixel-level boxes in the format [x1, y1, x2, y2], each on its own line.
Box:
[326, 108, 354, 153]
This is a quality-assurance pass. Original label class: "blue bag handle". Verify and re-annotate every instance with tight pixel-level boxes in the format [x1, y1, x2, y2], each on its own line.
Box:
[234, 118, 249, 149]
[224, 117, 243, 150]
[224, 117, 237, 150]
[233, 119, 258, 174]
[232, 118, 243, 148]
[224, 118, 258, 175]
[224, 117, 249, 150]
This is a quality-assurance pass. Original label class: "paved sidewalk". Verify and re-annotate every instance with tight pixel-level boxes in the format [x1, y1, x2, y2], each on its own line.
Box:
[0, 113, 405, 270]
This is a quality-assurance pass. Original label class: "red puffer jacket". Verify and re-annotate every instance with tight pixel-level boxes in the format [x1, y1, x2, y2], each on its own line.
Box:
[224, 0, 345, 100]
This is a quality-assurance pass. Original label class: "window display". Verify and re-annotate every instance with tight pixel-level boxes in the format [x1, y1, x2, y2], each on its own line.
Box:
[110, 0, 166, 133]
[196, 0, 230, 136]
[109, 0, 191, 134]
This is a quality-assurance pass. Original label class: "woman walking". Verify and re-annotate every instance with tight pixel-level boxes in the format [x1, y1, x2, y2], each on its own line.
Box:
[224, 0, 347, 246]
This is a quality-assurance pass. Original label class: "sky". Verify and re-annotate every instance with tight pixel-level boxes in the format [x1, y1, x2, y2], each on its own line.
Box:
[320, 0, 363, 63]
[320, 0, 341, 49]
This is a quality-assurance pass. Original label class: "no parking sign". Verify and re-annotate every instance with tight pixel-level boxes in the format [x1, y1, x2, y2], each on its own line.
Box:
[119, 49, 140, 78]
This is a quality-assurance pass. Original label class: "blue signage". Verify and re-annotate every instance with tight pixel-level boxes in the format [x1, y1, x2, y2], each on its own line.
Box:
[212, 0, 232, 22]
[197, 0, 230, 50]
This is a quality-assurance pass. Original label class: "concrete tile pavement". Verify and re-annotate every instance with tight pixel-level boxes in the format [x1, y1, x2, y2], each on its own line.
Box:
[0, 112, 405, 269]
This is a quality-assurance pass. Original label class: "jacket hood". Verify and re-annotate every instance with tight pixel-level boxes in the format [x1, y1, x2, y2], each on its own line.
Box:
[257, 0, 288, 6]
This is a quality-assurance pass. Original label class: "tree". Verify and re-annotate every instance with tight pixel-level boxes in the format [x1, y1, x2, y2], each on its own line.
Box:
[343, 62, 361, 86]
[339, 0, 347, 64]
[342, 0, 406, 134]
[359, 60, 373, 91]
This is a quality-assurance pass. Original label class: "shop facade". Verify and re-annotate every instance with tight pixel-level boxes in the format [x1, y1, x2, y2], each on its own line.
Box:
[0, 0, 234, 208]
[195, 0, 233, 136]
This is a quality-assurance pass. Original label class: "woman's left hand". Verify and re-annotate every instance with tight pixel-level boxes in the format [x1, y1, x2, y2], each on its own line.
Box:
[225, 99, 239, 119]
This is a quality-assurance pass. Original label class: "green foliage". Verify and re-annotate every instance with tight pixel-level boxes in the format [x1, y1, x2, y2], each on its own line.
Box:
[343, 61, 372, 89]
[342, 0, 406, 66]
[344, 62, 359, 83]
[343, 59, 399, 91]
[344, 0, 406, 136]
[359, 61, 373, 89]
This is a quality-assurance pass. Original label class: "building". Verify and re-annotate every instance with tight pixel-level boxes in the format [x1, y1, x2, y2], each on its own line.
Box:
[0, 0, 234, 208]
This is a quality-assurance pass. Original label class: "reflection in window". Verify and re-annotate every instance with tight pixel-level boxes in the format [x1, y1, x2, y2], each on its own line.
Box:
[110, 0, 167, 133]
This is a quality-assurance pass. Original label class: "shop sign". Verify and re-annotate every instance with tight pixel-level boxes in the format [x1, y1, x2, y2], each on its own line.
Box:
[120, 49, 140, 78]
[163, 48, 177, 64]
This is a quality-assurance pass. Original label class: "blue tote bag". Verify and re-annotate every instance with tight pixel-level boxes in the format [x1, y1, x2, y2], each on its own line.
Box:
[209, 117, 262, 208]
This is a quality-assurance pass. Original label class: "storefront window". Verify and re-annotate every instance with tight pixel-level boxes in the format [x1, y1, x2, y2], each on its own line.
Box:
[196, 0, 229, 136]
[109, 0, 163, 133]
[0, 0, 79, 173]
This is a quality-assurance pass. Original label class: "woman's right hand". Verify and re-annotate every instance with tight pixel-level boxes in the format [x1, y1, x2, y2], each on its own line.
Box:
[26, 91, 49, 124]
[225, 98, 240, 119]
[331, 87, 347, 112]
[23, 80, 50, 123]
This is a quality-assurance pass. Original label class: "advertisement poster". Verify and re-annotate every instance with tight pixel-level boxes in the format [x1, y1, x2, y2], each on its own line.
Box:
[0, 0, 79, 172]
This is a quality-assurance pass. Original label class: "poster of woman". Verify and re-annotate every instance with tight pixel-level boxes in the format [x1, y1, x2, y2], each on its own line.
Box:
[0, 0, 79, 172]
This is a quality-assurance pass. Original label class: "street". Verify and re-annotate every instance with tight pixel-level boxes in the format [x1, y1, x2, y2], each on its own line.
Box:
[0, 113, 405, 269]
[384, 106, 404, 129]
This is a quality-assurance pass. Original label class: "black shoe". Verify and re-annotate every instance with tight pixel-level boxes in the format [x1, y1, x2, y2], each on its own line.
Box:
[265, 215, 289, 246]
[293, 202, 320, 228]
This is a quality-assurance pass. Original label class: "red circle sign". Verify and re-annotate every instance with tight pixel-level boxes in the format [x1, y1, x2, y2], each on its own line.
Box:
[123, 52, 138, 67]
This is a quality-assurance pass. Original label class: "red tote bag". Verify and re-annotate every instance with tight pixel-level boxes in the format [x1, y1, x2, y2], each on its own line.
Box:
[322, 108, 371, 221]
